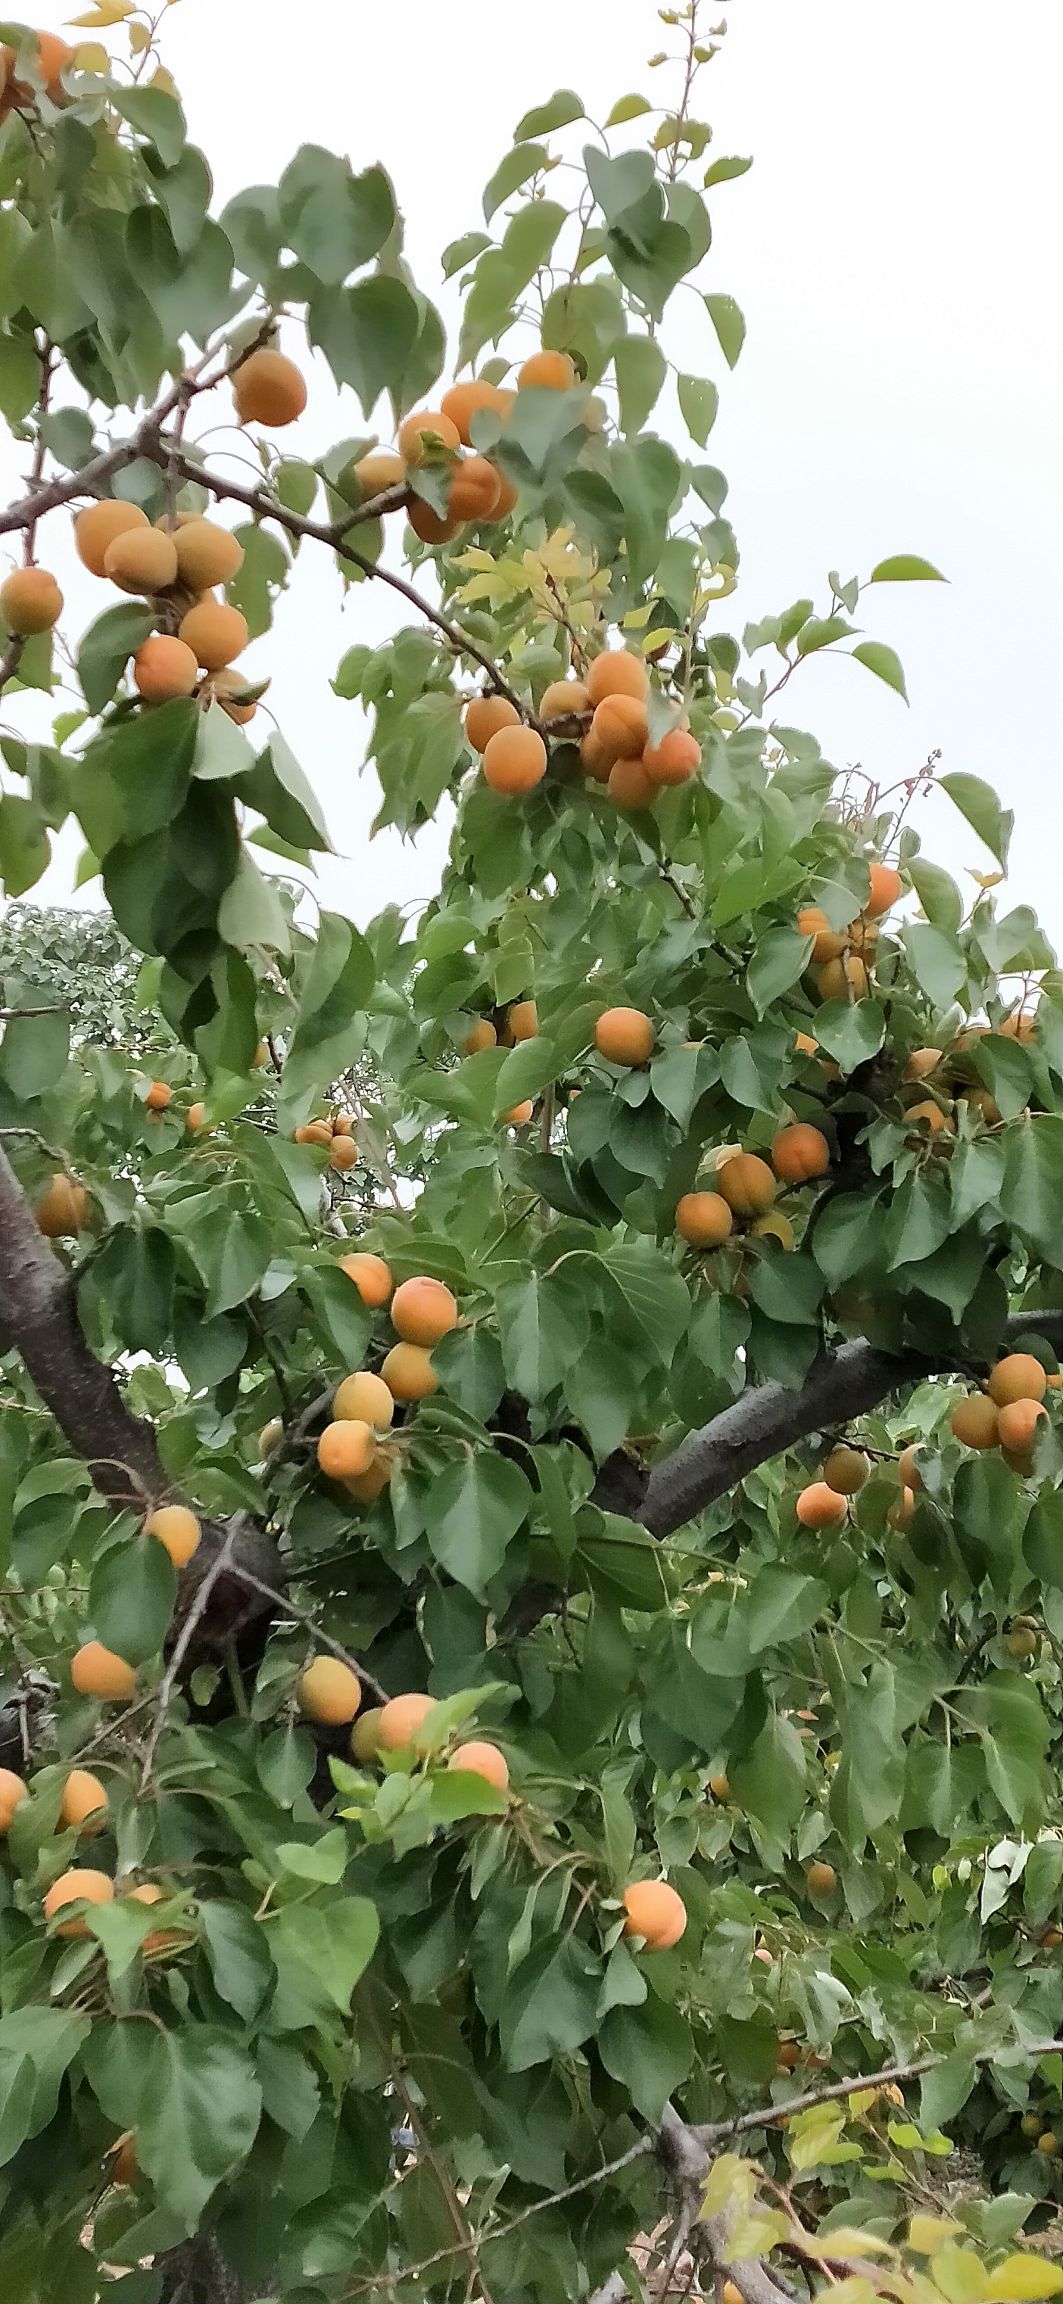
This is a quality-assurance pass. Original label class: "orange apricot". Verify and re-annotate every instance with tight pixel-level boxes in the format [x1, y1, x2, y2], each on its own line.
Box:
[104, 528, 178, 594]
[483, 724, 548, 795]
[675, 1191, 733, 1249]
[35, 1173, 89, 1238]
[173, 519, 244, 591]
[346, 1454, 393, 1503]
[822, 1446, 870, 1496]
[988, 1354, 1048, 1408]
[904, 1047, 944, 1082]
[133, 635, 198, 702]
[179, 599, 249, 671]
[489, 466, 519, 518]
[1000, 1008, 1038, 1042]
[501, 1100, 535, 1126]
[43, 1867, 113, 1938]
[539, 678, 591, 721]
[997, 1399, 1048, 1454]
[595, 1006, 655, 1066]
[463, 1019, 497, 1055]
[408, 495, 463, 546]
[447, 1740, 510, 1791]
[888, 1485, 917, 1530]
[580, 727, 613, 781]
[144, 1505, 202, 1569]
[717, 1153, 777, 1219]
[592, 693, 649, 760]
[58, 1769, 108, 1834]
[607, 757, 656, 809]
[75, 499, 149, 577]
[110, 2134, 138, 2188]
[708, 1773, 731, 1801]
[621, 1879, 687, 1951]
[897, 1445, 924, 1492]
[906, 1099, 953, 1135]
[440, 377, 507, 444]
[949, 1394, 1000, 1449]
[397, 409, 461, 465]
[585, 649, 649, 706]
[209, 667, 259, 723]
[508, 1000, 538, 1042]
[816, 953, 870, 1001]
[448, 455, 502, 521]
[352, 449, 407, 498]
[381, 1342, 438, 1401]
[378, 1692, 436, 1750]
[642, 727, 701, 786]
[338, 1252, 393, 1307]
[806, 1860, 837, 1896]
[796, 1483, 848, 1529]
[466, 694, 519, 753]
[334, 1370, 395, 1430]
[1, 566, 62, 634]
[145, 1080, 171, 1111]
[865, 861, 903, 916]
[233, 348, 307, 428]
[317, 1420, 376, 1480]
[297, 1656, 362, 1725]
[771, 1123, 830, 1182]
[517, 349, 577, 391]
[329, 1136, 359, 1173]
[798, 905, 849, 963]
[794, 1031, 819, 1057]
[71, 1642, 137, 1701]
[4, 31, 74, 106]
[351, 1707, 384, 1761]
[391, 1277, 459, 1347]
[0, 1768, 28, 1830]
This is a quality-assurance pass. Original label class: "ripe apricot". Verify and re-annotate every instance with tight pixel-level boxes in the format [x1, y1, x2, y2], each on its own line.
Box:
[448, 456, 502, 521]
[1000, 1008, 1038, 1042]
[71, 1642, 137, 1701]
[133, 635, 198, 702]
[621, 1879, 687, 1951]
[233, 348, 307, 428]
[381, 1342, 438, 1401]
[998, 1399, 1048, 1453]
[949, 1394, 1000, 1449]
[317, 1420, 376, 1480]
[888, 1485, 917, 1529]
[539, 678, 590, 721]
[297, 1656, 362, 1725]
[44, 1867, 113, 1937]
[771, 1123, 830, 1182]
[823, 1446, 870, 1496]
[329, 1136, 358, 1173]
[489, 466, 519, 517]
[608, 757, 656, 809]
[989, 1354, 1048, 1408]
[448, 1740, 509, 1791]
[796, 1482, 848, 1529]
[353, 449, 407, 498]
[904, 1047, 943, 1082]
[351, 1706, 384, 1761]
[104, 528, 178, 594]
[798, 905, 849, 963]
[378, 1691, 435, 1750]
[464, 1019, 497, 1055]
[906, 1099, 953, 1135]
[209, 667, 258, 724]
[676, 1191, 733, 1248]
[179, 600, 249, 671]
[144, 1505, 202, 1569]
[592, 693, 649, 761]
[751, 1210, 795, 1248]
[1, 566, 62, 634]
[125, 1881, 188, 1954]
[794, 1032, 819, 1058]
[346, 1453, 393, 1503]
[501, 1100, 535, 1126]
[585, 650, 649, 706]
[865, 861, 903, 916]
[338, 1251, 393, 1307]
[466, 694, 519, 753]
[708, 1773, 730, 1800]
[391, 1276, 459, 1347]
[397, 409, 461, 464]
[173, 519, 244, 591]
[518, 349, 576, 392]
[897, 1445, 924, 1492]
[36, 1173, 89, 1238]
[58, 1769, 108, 1834]
[806, 1860, 837, 1896]
[816, 953, 870, 1001]
[508, 1000, 538, 1042]
[408, 496, 463, 547]
[483, 724, 547, 795]
[581, 727, 613, 781]
[960, 1086, 1003, 1126]
[776, 2040, 800, 2070]
[0, 1768, 28, 1830]
[595, 1007, 655, 1066]
[440, 377, 507, 444]
[145, 1080, 171, 1111]
[717, 1153, 777, 1219]
[334, 1370, 395, 1430]
[1007, 1626, 1038, 1659]
[4, 32, 74, 106]
[75, 499, 149, 577]
[642, 727, 701, 786]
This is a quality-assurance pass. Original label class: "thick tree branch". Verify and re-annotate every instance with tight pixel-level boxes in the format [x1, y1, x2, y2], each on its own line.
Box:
[0, 373, 192, 538]
[694, 2033, 1063, 2147]
[640, 1310, 1063, 1539]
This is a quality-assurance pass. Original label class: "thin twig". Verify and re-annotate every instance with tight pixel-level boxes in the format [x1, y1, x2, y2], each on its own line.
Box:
[225, 1561, 390, 1706]
[138, 1522, 240, 1793]
[694, 2035, 1063, 2146]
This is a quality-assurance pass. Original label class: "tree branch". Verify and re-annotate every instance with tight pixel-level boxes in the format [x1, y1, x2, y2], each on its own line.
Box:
[693, 2033, 1063, 2147]
[0, 373, 191, 538]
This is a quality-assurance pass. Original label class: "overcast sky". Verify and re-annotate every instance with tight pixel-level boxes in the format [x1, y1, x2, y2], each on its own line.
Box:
[11, 0, 1063, 944]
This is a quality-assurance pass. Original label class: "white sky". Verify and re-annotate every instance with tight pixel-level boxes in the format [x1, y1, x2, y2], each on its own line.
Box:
[10, 0, 1063, 942]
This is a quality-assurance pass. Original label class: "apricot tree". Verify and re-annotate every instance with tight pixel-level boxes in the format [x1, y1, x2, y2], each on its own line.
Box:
[1, 6, 1063, 2303]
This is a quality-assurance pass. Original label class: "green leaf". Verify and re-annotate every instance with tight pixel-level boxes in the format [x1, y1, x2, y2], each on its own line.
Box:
[940, 771, 1013, 868]
[237, 731, 331, 853]
[513, 89, 584, 142]
[613, 335, 667, 434]
[830, 1662, 904, 1841]
[0, 795, 48, 895]
[495, 1270, 590, 1401]
[811, 997, 886, 1071]
[115, 87, 186, 167]
[282, 911, 374, 1105]
[0, 331, 43, 423]
[851, 640, 908, 700]
[677, 371, 719, 446]
[88, 1535, 176, 1667]
[0, 1007, 69, 1100]
[1004, 1118, 1063, 1265]
[427, 1452, 533, 1597]
[269, 1897, 379, 2014]
[599, 1997, 693, 2123]
[600, 1242, 691, 1364]
[731, 1712, 809, 1838]
[907, 858, 963, 935]
[482, 142, 548, 223]
[796, 615, 855, 656]
[498, 1933, 600, 2071]
[278, 146, 394, 285]
[869, 554, 946, 583]
[606, 93, 654, 126]
[442, 230, 492, 277]
[126, 2027, 262, 2233]
[746, 927, 813, 1015]
[0, 2008, 90, 2167]
[903, 922, 967, 1009]
[703, 292, 746, 367]
[77, 602, 154, 714]
[704, 154, 754, 186]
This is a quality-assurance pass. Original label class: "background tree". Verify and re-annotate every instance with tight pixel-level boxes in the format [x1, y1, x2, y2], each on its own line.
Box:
[1, 7, 1063, 2304]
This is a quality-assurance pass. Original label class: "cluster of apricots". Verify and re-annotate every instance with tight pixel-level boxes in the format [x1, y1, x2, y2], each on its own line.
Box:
[0, 1755, 184, 1946]
[70, 497, 257, 721]
[305, 1275, 460, 1495]
[460, 998, 539, 1124]
[292, 1107, 361, 1174]
[893, 1010, 1038, 1142]
[795, 1353, 1058, 1534]
[0, 28, 74, 117]
[464, 646, 702, 806]
[675, 1122, 832, 1254]
[797, 860, 903, 1004]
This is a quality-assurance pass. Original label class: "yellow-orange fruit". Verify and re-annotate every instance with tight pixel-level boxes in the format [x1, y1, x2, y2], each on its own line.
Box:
[5, 31, 74, 105]
[0, 1765, 27, 1834]
[508, 1000, 538, 1042]
[794, 1031, 819, 1057]
[334, 1370, 395, 1430]
[351, 1706, 384, 1761]
[592, 693, 649, 761]
[708, 1773, 730, 1801]
[71, 1642, 137, 1701]
[75, 499, 149, 577]
[816, 954, 870, 1002]
[595, 1006, 655, 1066]
[771, 1123, 830, 1182]
[865, 861, 903, 916]
[585, 650, 649, 706]
[179, 600, 249, 671]
[338, 1251, 393, 1307]
[111, 2136, 138, 2188]
[44, 1867, 113, 1937]
[144, 1504, 202, 1569]
[294, 1120, 332, 1147]
[58, 1769, 108, 1834]
[989, 1354, 1048, 1408]
[489, 465, 519, 518]
[381, 1342, 438, 1401]
[346, 1453, 393, 1503]
[463, 1019, 497, 1055]
[960, 1086, 1003, 1126]
[1, 566, 62, 634]
[581, 727, 613, 781]
[822, 1446, 870, 1496]
[329, 1136, 359, 1173]
[675, 1191, 733, 1248]
[518, 349, 577, 392]
[608, 756, 657, 809]
[904, 1047, 944, 1082]
[133, 635, 198, 702]
[408, 495, 463, 546]
[1000, 1009, 1038, 1042]
[642, 727, 701, 786]
[233, 348, 307, 428]
[391, 1276, 459, 1347]
[353, 449, 407, 498]
[949, 1394, 1000, 1450]
[501, 1100, 535, 1127]
[448, 455, 502, 522]
[104, 528, 178, 594]
[621, 1879, 687, 1951]
[806, 1860, 837, 1896]
[297, 1656, 362, 1725]
[125, 1881, 188, 1954]
[751, 1210, 795, 1248]
[483, 724, 547, 795]
[777, 2040, 801, 2070]
[888, 1485, 917, 1529]
[330, 1111, 352, 1136]
[717, 1153, 777, 1219]
[35, 1173, 89, 1238]
[465, 694, 519, 754]
[440, 378, 507, 445]
[173, 519, 244, 591]
[145, 1080, 171, 1111]
[906, 1099, 953, 1135]
[998, 1399, 1048, 1454]
[797, 905, 849, 964]
[397, 409, 461, 465]
[447, 1740, 509, 1790]
[796, 1482, 848, 1529]
[897, 1445, 924, 1492]
[209, 667, 258, 724]
[259, 1418, 283, 1455]
[378, 1691, 435, 1749]
[539, 678, 590, 721]
[317, 1420, 376, 1480]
